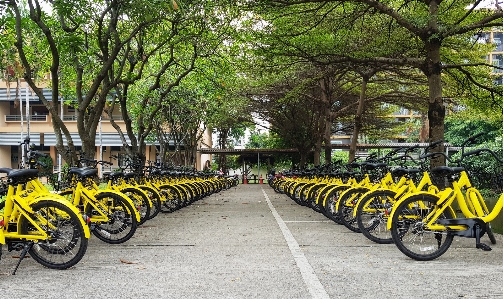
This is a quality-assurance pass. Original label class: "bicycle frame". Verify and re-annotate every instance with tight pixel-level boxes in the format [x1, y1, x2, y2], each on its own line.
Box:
[1, 182, 90, 244]
[66, 179, 141, 223]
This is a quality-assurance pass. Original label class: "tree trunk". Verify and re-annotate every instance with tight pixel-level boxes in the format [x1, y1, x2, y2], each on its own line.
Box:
[217, 128, 229, 171]
[349, 76, 368, 162]
[299, 151, 308, 169]
[425, 40, 445, 168]
[419, 113, 429, 143]
[313, 137, 322, 166]
[324, 117, 332, 164]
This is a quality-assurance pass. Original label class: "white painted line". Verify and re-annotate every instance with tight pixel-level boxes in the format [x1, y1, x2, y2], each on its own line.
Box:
[283, 220, 333, 223]
[262, 188, 330, 299]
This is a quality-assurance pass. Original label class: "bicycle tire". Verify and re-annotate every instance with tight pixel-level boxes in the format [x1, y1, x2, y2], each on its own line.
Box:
[159, 185, 182, 213]
[390, 193, 454, 261]
[337, 187, 369, 233]
[292, 183, 307, 206]
[356, 190, 395, 244]
[305, 184, 324, 213]
[121, 188, 151, 226]
[139, 186, 161, 220]
[85, 192, 137, 244]
[19, 200, 88, 270]
[323, 186, 346, 224]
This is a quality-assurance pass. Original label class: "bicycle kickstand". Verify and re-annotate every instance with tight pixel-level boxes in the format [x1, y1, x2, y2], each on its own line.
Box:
[12, 241, 34, 275]
[474, 224, 492, 252]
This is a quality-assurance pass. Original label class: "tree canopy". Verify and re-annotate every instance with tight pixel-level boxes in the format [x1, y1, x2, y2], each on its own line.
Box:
[2, 0, 503, 169]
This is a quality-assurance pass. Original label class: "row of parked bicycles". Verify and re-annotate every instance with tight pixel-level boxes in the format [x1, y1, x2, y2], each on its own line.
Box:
[270, 133, 503, 261]
[0, 142, 237, 275]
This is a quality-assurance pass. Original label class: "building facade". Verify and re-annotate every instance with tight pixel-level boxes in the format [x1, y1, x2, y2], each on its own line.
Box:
[0, 79, 213, 172]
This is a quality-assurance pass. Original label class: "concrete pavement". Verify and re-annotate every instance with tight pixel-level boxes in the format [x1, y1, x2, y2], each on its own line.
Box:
[1, 184, 503, 298]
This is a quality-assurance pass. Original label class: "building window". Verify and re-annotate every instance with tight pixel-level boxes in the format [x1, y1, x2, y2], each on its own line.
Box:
[493, 32, 503, 51]
[11, 145, 18, 164]
[493, 54, 503, 73]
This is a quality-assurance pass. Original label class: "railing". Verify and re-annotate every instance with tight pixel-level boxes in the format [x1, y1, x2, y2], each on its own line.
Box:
[5, 115, 48, 122]
[4, 115, 125, 122]
[61, 115, 124, 121]
[63, 115, 78, 121]
[102, 115, 124, 121]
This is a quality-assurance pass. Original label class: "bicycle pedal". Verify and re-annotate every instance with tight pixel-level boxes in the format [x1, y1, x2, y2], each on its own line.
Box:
[476, 243, 492, 251]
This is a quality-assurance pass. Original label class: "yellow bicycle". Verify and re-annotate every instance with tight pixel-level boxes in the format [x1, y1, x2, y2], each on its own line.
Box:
[389, 135, 500, 260]
[0, 167, 90, 274]
[59, 167, 140, 244]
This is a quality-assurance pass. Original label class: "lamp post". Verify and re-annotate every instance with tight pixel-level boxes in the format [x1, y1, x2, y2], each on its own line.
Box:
[19, 80, 24, 167]
[26, 82, 30, 139]
[99, 115, 103, 178]
[58, 97, 63, 181]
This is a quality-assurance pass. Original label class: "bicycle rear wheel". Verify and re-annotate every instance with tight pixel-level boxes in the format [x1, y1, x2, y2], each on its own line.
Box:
[390, 194, 454, 261]
[356, 190, 395, 244]
[85, 192, 137, 244]
[19, 200, 88, 270]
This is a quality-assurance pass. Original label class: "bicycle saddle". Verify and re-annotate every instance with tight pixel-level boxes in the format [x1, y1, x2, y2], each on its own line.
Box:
[69, 167, 98, 178]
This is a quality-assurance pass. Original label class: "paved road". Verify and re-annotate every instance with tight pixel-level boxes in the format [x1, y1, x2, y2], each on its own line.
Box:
[2, 184, 503, 298]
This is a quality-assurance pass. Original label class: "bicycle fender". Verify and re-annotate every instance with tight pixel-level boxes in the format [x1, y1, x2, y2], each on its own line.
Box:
[138, 185, 162, 198]
[121, 187, 152, 208]
[27, 195, 91, 238]
[320, 184, 347, 207]
[352, 188, 395, 218]
[95, 190, 141, 222]
[386, 191, 441, 230]
[307, 184, 325, 205]
[335, 187, 369, 212]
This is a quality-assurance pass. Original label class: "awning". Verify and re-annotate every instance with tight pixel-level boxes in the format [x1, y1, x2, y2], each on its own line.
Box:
[0, 133, 41, 145]
[0, 87, 57, 102]
[43, 132, 133, 146]
[43, 132, 171, 146]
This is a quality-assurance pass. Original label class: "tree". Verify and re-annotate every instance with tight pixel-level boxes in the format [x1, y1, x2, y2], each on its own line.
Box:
[105, 1, 244, 166]
[249, 0, 503, 167]
[3, 0, 181, 163]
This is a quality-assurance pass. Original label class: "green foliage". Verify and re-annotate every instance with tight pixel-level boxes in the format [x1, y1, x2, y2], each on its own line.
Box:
[449, 136, 503, 192]
[331, 151, 349, 164]
[37, 156, 54, 178]
[246, 130, 273, 148]
[444, 113, 502, 146]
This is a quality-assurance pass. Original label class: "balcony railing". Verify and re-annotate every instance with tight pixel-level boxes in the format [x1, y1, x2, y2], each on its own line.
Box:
[63, 115, 78, 121]
[5, 115, 48, 122]
[102, 115, 123, 121]
[4, 114, 124, 122]
[62, 115, 124, 121]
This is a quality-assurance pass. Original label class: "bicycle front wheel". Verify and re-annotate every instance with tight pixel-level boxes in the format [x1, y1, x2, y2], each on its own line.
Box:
[323, 186, 346, 224]
[390, 194, 454, 261]
[19, 200, 88, 270]
[139, 186, 161, 220]
[337, 187, 369, 233]
[85, 192, 138, 244]
[121, 188, 150, 225]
